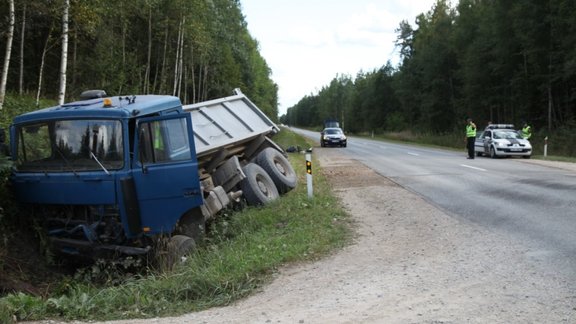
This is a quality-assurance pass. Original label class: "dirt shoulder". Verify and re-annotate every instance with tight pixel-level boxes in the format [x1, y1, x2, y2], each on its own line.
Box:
[43, 149, 576, 324]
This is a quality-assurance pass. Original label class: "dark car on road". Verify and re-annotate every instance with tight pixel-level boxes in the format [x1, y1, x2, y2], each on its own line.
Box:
[320, 127, 347, 147]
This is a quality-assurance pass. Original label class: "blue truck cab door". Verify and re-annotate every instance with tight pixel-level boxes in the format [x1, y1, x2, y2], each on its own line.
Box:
[132, 113, 202, 236]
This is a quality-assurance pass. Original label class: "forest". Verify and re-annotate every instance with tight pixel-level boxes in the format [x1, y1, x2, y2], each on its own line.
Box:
[3, 0, 575, 152]
[281, 0, 576, 154]
[0, 0, 279, 120]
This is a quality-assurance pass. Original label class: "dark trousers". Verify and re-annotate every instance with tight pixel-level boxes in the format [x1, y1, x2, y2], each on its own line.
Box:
[467, 136, 475, 158]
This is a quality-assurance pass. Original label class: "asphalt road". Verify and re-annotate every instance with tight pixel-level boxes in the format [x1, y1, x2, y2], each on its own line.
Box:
[291, 127, 576, 281]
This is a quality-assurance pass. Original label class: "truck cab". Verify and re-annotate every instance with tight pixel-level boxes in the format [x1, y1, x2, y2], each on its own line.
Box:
[10, 90, 297, 260]
[10, 95, 202, 257]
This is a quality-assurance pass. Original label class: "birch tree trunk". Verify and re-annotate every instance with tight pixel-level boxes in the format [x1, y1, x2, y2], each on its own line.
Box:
[36, 29, 54, 107]
[156, 25, 169, 93]
[58, 0, 70, 105]
[197, 64, 204, 102]
[144, 6, 152, 93]
[72, 29, 77, 90]
[19, 5, 26, 95]
[173, 18, 183, 96]
[202, 65, 209, 101]
[190, 46, 196, 103]
[176, 19, 185, 98]
[0, 0, 15, 110]
[183, 62, 188, 103]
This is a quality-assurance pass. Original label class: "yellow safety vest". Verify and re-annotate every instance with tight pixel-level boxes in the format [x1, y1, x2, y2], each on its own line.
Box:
[466, 124, 476, 137]
[154, 125, 164, 149]
[522, 126, 531, 139]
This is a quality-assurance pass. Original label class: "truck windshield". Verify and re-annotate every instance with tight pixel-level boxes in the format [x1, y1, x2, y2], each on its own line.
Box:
[15, 119, 123, 172]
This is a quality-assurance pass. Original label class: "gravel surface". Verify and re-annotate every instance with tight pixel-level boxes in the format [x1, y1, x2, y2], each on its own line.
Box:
[37, 151, 576, 324]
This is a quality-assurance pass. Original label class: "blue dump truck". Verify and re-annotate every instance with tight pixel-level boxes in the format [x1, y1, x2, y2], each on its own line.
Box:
[9, 89, 296, 260]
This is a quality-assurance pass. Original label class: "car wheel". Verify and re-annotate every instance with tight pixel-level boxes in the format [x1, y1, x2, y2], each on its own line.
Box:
[523, 155, 531, 159]
[241, 163, 280, 205]
[476, 151, 482, 157]
[255, 148, 297, 194]
[490, 146, 497, 159]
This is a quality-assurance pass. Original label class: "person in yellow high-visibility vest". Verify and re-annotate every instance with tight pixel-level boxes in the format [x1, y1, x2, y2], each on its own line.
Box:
[521, 122, 532, 140]
[465, 118, 477, 159]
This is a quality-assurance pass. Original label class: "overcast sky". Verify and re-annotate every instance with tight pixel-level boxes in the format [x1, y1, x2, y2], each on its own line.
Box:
[241, 0, 443, 116]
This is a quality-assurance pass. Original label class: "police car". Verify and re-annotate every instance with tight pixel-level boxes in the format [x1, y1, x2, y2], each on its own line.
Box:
[474, 124, 532, 158]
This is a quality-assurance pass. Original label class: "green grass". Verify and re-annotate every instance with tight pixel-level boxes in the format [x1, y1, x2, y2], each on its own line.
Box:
[0, 128, 353, 323]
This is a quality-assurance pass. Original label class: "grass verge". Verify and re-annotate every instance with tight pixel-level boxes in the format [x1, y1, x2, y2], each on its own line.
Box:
[0, 129, 352, 323]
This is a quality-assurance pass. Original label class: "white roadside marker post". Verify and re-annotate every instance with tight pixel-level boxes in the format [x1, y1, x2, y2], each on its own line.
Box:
[306, 152, 313, 199]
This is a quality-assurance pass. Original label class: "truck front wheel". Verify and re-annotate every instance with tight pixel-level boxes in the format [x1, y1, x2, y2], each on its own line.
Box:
[167, 234, 196, 265]
[177, 208, 205, 241]
[241, 163, 279, 205]
[256, 148, 297, 194]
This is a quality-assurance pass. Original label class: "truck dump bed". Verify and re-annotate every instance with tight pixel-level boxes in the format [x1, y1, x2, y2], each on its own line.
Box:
[183, 89, 279, 158]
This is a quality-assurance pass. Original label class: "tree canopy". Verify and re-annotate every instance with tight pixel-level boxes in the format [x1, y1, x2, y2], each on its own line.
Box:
[0, 0, 279, 120]
[282, 0, 576, 135]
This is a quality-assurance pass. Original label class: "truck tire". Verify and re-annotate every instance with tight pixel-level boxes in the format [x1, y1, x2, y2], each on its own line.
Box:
[255, 148, 297, 194]
[241, 163, 279, 205]
[177, 208, 205, 241]
[168, 234, 196, 263]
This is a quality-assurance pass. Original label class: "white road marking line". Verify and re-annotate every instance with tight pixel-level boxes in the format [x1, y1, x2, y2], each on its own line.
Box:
[407, 152, 419, 156]
[461, 164, 487, 172]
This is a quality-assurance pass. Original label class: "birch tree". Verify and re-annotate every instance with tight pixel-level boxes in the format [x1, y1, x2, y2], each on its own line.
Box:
[172, 17, 183, 96]
[36, 27, 55, 107]
[144, 5, 152, 94]
[0, 0, 15, 110]
[19, 4, 26, 95]
[58, 0, 69, 105]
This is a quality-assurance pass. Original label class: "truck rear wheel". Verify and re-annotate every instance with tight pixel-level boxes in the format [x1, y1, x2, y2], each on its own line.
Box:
[241, 163, 279, 205]
[256, 148, 297, 194]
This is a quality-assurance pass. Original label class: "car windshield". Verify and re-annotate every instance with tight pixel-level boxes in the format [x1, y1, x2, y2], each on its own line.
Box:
[325, 129, 342, 135]
[493, 130, 524, 140]
[15, 119, 124, 172]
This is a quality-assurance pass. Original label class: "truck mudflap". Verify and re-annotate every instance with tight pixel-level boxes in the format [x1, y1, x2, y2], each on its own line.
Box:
[50, 237, 151, 257]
